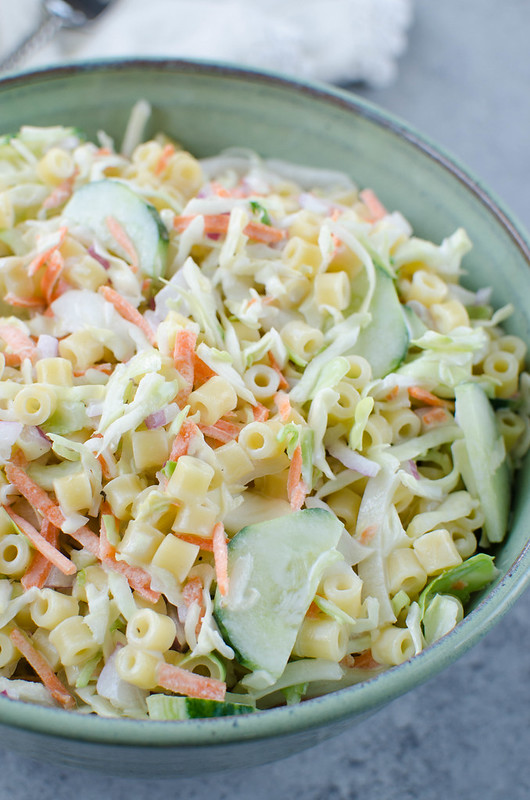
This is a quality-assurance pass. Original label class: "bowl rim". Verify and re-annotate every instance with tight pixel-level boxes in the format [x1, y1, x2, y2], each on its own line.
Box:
[0, 56, 529, 748]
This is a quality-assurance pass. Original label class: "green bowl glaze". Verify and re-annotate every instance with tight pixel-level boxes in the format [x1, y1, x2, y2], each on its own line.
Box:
[0, 59, 529, 777]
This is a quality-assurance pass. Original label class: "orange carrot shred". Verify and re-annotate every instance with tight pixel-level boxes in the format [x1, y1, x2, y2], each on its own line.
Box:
[173, 328, 197, 405]
[98, 285, 156, 346]
[274, 391, 292, 422]
[21, 519, 59, 591]
[9, 627, 75, 709]
[174, 533, 215, 552]
[268, 351, 289, 390]
[182, 575, 206, 637]
[169, 419, 199, 461]
[0, 325, 38, 364]
[4, 507, 76, 576]
[353, 649, 381, 670]
[3, 292, 44, 308]
[359, 525, 378, 545]
[408, 386, 454, 409]
[156, 661, 226, 702]
[99, 516, 160, 603]
[40, 249, 64, 305]
[199, 419, 240, 443]
[42, 171, 78, 211]
[105, 216, 139, 272]
[287, 444, 307, 511]
[5, 463, 66, 529]
[253, 402, 269, 422]
[212, 522, 229, 597]
[27, 226, 67, 277]
[174, 214, 286, 245]
[154, 143, 176, 175]
[420, 407, 452, 427]
[193, 353, 216, 387]
[359, 189, 387, 222]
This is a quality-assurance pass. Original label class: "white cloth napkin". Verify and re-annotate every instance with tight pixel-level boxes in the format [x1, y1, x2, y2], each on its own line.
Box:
[1, 0, 413, 86]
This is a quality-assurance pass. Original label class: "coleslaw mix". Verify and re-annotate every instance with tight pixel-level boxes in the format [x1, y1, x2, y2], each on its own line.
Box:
[0, 102, 527, 719]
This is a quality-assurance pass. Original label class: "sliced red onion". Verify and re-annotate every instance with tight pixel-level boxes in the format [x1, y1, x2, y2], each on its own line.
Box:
[145, 410, 167, 429]
[145, 403, 178, 429]
[36, 334, 59, 359]
[18, 425, 52, 455]
[408, 459, 421, 480]
[44, 566, 75, 589]
[207, 233, 221, 241]
[88, 245, 111, 271]
[97, 647, 146, 707]
[327, 441, 381, 478]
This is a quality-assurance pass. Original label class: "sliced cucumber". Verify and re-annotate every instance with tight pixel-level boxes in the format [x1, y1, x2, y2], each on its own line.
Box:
[454, 382, 511, 543]
[349, 265, 409, 378]
[64, 180, 168, 278]
[214, 509, 343, 684]
[146, 694, 255, 720]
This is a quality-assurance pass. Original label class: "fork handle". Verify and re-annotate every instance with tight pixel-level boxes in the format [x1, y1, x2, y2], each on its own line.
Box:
[0, 12, 64, 74]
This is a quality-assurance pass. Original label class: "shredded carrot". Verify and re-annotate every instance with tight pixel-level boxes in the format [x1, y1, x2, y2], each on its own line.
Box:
[253, 402, 270, 422]
[174, 214, 286, 245]
[105, 216, 139, 272]
[73, 363, 114, 378]
[174, 533, 215, 552]
[169, 419, 199, 461]
[199, 419, 240, 443]
[9, 627, 75, 709]
[182, 575, 206, 637]
[193, 354, 216, 387]
[99, 516, 160, 603]
[98, 285, 156, 346]
[0, 325, 38, 364]
[359, 189, 387, 222]
[353, 649, 380, 670]
[212, 522, 229, 597]
[306, 601, 321, 619]
[210, 182, 232, 198]
[359, 525, 378, 545]
[42, 171, 78, 211]
[3, 292, 43, 308]
[66, 525, 100, 557]
[287, 444, 307, 511]
[274, 391, 292, 422]
[156, 661, 226, 702]
[154, 143, 176, 175]
[173, 328, 197, 405]
[421, 407, 452, 427]
[5, 463, 66, 529]
[385, 385, 400, 402]
[408, 386, 454, 409]
[27, 226, 67, 277]
[4, 506, 76, 576]
[40, 249, 64, 305]
[268, 351, 289, 390]
[21, 519, 59, 591]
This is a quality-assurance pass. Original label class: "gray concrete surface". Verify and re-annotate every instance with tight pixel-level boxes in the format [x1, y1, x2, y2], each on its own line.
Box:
[0, 1, 529, 797]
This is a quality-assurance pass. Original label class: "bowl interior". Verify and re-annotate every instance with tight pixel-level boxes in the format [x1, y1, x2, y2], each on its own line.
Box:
[0, 60, 529, 765]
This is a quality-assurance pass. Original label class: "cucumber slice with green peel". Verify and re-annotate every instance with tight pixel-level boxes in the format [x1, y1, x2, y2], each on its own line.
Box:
[64, 180, 168, 278]
[213, 509, 343, 684]
[349, 265, 409, 378]
[454, 382, 511, 543]
[146, 695, 255, 720]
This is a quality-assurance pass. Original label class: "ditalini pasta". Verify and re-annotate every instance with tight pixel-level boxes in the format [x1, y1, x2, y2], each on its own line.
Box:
[0, 104, 528, 720]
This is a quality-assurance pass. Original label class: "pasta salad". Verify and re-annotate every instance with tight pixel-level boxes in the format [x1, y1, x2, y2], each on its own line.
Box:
[0, 103, 527, 719]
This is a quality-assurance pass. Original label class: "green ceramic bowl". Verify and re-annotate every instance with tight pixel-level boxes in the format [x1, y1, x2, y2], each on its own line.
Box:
[0, 59, 529, 777]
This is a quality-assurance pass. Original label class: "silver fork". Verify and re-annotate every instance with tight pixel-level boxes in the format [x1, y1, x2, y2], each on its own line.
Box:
[0, 0, 113, 73]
